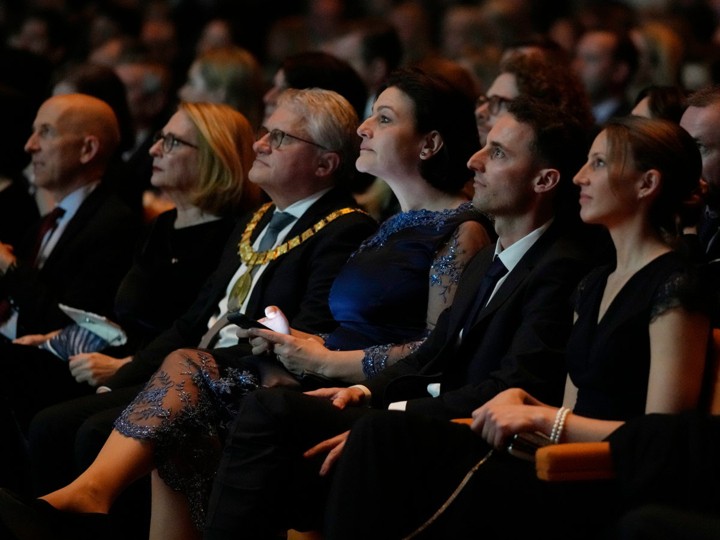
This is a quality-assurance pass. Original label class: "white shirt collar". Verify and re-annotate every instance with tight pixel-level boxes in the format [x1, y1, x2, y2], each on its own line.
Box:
[494, 219, 553, 273]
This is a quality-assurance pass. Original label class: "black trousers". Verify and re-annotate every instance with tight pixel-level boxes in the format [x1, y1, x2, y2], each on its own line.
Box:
[0, 342, 95, 494]
[324, 412, 620, 540]
[203, 387, 372, 540]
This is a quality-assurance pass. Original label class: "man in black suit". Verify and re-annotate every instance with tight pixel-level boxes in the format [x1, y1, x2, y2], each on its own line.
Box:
[0, 93, 140, 340]
[0, 92, 141, 493]
[201, 97, 603, 539]
[23, 87, 376, 508]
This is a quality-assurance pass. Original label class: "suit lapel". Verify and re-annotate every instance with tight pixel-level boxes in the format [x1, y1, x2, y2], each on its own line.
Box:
[245, 188, 357, 308]
[41, 186, 105, 268]
[463, 223, 561, 333]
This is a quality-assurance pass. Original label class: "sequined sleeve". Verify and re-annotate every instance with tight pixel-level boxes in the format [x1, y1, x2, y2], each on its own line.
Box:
[362, 337, 427, 379]
[429, 229, 464, 302]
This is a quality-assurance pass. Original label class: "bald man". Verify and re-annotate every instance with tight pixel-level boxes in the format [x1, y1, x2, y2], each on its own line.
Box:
[0, 94, 140, 492]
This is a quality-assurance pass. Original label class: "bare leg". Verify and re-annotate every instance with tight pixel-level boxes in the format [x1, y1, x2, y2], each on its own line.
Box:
[36, 349, 223, 515]
[149, 471, 200, 540]
[31, 348, 255, 532]
[40, 430, 153, 514]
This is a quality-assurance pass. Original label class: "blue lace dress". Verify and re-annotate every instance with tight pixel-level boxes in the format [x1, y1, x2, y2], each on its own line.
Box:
[114, 202, 487, 528]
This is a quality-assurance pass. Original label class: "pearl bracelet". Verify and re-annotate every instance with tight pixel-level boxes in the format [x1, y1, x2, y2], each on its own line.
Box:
[550, 406, 571, 444]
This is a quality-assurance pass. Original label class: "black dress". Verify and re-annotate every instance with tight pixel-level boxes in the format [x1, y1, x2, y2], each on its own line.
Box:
[568, 251, 707, 421]
[113, 210, 237, 352]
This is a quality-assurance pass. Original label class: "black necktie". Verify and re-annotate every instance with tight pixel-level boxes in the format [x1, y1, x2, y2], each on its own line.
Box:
[198, 211, 294, 349]
[31, 206, 65, 267]
[462, 256, 508, 336]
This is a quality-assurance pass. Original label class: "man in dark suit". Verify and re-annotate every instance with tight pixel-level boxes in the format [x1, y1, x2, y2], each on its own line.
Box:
[0, 93, 140, 340]
[0, 92, 140, 493]
[23, 87, 376, 511]
[201, 97, 603, 539]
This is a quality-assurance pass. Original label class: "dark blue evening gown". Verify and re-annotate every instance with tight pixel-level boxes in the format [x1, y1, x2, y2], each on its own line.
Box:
[325, 203, 482, 350]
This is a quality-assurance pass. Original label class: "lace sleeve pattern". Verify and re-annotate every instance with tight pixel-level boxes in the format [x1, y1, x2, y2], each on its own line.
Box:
[649, 268, 709, 322]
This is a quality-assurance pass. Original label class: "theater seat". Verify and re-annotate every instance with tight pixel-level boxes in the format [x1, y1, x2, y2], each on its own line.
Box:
[535, 328, 720, 482]
[288, 530, 323, 540]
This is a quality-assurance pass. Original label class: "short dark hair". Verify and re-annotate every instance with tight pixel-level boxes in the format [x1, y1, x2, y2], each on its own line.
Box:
[506, 96, 590, 223]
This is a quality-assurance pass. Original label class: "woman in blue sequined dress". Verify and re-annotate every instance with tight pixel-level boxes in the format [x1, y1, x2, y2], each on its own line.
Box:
[23, 68, 493, 538]
[242, 68, 493, 383]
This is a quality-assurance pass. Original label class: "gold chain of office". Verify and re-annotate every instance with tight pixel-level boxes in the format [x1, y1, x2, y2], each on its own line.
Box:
[237, 202, 366, 266]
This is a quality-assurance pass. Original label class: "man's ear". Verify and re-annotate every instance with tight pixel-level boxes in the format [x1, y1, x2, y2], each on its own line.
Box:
[419, 130, 444, 160]
[315, 151, 341, 179]
[534, 168, 561, 193]
[79, 135, 100, 164]
[638, 169, 661, 200]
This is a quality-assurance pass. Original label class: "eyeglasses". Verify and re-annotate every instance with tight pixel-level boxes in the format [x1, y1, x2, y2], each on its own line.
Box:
[256, 126, 328, 150]
[475, 95, 513, 116]
[153, 132, 199, 153]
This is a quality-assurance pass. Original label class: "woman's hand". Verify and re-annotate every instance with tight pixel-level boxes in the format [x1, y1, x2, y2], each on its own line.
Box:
[249, 329, 331, 377]
[236, 305, 291, 354]
[470, 388, 551, 449]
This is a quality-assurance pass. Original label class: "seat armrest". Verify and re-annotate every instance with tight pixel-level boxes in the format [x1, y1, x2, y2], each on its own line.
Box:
[535, 442, 615, 481]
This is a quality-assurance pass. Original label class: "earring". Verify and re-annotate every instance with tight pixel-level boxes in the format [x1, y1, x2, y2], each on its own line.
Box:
[420, 151, 427, 158]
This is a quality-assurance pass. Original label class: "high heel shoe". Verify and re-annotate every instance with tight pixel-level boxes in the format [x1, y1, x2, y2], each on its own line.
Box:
[0, 488, 119, 540]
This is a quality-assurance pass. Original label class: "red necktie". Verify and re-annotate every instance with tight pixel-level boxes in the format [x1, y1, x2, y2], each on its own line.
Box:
[0, 207, 65, 325]
[30, 206, 65, 266]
